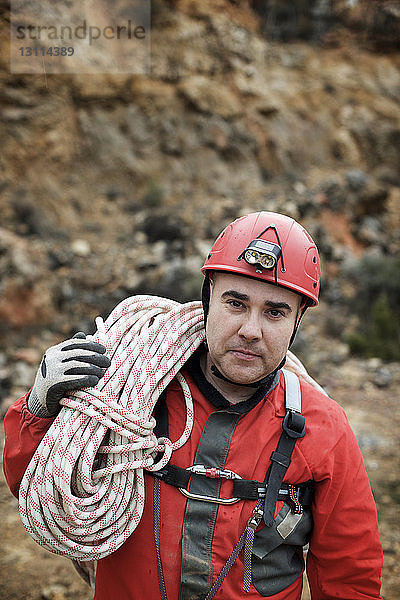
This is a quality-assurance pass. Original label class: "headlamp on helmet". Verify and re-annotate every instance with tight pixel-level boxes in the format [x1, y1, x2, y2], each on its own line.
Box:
[241, 239, 282, 273]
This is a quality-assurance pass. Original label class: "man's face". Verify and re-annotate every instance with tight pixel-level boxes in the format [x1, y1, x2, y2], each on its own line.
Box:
[205, 272, 302, 385]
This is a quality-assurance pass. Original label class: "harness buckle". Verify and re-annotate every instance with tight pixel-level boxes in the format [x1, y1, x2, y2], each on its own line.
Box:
[178, 465, 242, 504]
[247, 506, 264, 530]
[283, 409, 306, 439]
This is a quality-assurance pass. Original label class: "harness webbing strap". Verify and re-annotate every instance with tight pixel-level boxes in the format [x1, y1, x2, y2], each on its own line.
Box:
[263, 435, 299, 527]
[282, 369, 301, 412]
[151, 465, 312, 506]
[263, 371, 306, 527]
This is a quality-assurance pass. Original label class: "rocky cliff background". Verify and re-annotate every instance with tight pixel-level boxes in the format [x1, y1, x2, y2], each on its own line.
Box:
[0, 1, 399, 598]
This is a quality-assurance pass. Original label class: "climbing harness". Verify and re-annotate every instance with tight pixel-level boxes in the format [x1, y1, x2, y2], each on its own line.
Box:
[152, 463, 312, 508]
[151, 368, 311, 598]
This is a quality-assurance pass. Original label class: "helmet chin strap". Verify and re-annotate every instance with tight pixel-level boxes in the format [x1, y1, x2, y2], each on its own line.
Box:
[288, 301, 309, 348]
[209, 354, 286, 388]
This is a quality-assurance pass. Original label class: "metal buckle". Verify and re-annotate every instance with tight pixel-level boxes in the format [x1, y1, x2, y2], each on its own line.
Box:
[247, 506, 264, 530]
[179, 465, 242, 504]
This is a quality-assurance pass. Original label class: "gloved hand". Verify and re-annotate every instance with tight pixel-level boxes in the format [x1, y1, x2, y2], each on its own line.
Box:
[28, 332, 111, 417]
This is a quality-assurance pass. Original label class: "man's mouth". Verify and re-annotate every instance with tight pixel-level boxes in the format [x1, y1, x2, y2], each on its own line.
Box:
[230, 348, 261, 360]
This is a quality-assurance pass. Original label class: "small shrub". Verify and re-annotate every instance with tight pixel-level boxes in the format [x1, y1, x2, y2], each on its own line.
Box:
[142, 181, 164, 209]
[344, 255, 400, 361]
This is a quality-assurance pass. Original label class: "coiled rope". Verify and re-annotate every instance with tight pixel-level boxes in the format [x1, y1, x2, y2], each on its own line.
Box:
[18, 293, 325, 583]
[19, 295, 205, 565]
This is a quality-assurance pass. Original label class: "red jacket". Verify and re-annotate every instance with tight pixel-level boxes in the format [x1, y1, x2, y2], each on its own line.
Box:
[3, 367, 383, 600]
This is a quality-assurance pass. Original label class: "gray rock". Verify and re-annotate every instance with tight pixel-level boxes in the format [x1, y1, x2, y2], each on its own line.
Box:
[355, 216, 383, 245]
[373, 367, 393, 388]
[345, 169, 368, 191]
[12, 361, 36, 389]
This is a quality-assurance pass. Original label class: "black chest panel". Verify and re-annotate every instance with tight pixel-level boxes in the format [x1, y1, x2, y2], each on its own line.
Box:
[180, 411, 242, 599]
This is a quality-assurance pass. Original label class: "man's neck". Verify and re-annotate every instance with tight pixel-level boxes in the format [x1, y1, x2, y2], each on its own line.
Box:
[199, 353, 258, 405]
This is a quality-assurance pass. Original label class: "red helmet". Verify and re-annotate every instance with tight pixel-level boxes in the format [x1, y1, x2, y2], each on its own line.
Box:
[201, 211, 320, 306]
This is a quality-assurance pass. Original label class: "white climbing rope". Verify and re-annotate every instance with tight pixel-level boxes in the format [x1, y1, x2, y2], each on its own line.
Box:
[286, 350, 328, 397]
[18, 293, 326, 574]
[19, 295, 205, 562]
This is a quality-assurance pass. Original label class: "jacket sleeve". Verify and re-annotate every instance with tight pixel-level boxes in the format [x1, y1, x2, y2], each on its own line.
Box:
[306, 412, 383, 599]
[3, 392, 55, 498]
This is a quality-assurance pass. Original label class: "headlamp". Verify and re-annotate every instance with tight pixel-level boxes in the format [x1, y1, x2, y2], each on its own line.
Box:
[242, 239, 282, 271]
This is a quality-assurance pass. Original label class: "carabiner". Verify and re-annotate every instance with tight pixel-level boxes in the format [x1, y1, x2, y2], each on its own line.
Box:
[179, 465, 242, 504]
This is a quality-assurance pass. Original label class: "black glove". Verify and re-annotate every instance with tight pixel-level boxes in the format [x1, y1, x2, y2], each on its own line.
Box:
[28, 332, 111, 417]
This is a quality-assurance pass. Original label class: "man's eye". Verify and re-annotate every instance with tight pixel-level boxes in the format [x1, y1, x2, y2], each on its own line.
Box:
[228, 300, 244, 308]
[268, 309, 283, 318]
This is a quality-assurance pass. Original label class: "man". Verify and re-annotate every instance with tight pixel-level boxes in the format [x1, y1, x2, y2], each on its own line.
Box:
[3, 211, 383, 599]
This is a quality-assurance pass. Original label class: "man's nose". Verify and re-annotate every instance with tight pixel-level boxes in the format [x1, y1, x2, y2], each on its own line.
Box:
[237, 313, 262, 341]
